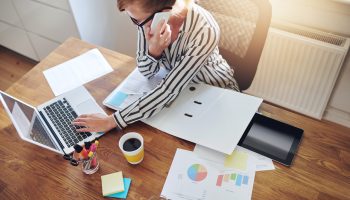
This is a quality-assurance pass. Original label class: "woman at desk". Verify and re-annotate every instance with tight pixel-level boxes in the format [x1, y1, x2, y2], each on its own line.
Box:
[73, 0, 239, 132]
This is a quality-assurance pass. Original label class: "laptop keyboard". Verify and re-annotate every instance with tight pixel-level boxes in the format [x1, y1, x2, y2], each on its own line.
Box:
[43, 98, 91, 147]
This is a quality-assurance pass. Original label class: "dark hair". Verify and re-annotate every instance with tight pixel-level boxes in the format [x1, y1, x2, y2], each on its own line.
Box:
[117, 0, 176, 13]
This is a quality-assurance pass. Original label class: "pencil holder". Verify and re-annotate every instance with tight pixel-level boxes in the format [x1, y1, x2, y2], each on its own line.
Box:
[81, 152, 99, 175]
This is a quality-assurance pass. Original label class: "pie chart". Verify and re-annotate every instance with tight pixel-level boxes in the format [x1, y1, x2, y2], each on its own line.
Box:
[187, 164, 208, 182]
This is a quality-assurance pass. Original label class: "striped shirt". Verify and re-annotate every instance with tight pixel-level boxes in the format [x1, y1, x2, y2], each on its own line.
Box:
[113, 4, 239, 128]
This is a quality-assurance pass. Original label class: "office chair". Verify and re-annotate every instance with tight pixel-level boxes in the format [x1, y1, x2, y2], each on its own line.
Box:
[197, 0, 272, 91]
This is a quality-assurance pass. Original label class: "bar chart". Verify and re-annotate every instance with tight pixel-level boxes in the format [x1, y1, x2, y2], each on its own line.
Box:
[216, 173, 249, 187]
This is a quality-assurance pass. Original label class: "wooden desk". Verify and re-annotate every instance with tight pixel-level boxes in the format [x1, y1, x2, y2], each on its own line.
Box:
[1, 38, 349, 200]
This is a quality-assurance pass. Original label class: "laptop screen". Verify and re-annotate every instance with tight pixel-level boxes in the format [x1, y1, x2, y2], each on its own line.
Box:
[0, 92, 59, 152]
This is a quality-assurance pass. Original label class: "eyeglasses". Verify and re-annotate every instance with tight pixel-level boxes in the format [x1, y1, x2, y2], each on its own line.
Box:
[129, 6, 172, 27]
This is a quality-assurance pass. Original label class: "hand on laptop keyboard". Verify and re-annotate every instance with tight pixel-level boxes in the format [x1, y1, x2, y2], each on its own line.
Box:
[44, 98, 92, 147]
[72, 113, 117, 133]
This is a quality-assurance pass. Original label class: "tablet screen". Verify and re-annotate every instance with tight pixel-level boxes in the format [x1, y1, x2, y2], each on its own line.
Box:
[238, 113, 303, 166]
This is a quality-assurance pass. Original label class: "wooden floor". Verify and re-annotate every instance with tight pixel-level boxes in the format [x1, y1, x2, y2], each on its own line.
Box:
[0, 46, 37, 91]
[0, 46, 349, 200]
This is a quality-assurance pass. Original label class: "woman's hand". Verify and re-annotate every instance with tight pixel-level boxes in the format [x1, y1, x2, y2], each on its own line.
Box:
[72, 113, 117, 133]
[146, 19, 172, 58]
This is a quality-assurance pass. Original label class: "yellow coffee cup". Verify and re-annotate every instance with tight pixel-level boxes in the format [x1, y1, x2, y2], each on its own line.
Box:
[118, 132, 144, 164]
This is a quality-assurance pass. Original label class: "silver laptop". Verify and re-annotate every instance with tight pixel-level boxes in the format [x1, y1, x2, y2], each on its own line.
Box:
[0, 86, 105, 155]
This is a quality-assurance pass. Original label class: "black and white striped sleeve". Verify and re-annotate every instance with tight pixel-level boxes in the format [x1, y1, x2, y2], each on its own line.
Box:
[113, 25, 219, 128]
[136, 26, 164, 78]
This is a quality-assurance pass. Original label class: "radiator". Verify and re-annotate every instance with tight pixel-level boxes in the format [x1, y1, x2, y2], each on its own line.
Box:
[245, 25, 350, 119]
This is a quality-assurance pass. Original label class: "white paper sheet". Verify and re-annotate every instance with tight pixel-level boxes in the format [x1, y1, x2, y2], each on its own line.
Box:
[235, 146, 275, 171]
[103, 67, 168, 110]
[43, 49, 113, 96]
[161, 149, 256, 200]
[193, 145, 275, 172]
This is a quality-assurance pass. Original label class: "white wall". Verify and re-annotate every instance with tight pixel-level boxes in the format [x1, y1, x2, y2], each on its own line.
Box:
[68, 0, 137, 57]
[0, 0, 79, 61]
[270, 0, 350, 127]
[270, 0, 350, 36]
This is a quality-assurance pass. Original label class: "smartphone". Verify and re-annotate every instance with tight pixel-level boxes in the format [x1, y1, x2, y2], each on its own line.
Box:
[151, 11, 171, 32]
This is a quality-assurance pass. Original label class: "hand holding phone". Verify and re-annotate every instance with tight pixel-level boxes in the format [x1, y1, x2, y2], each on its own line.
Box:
[147, 11, 172, 58]
[151, 12, 171, 32]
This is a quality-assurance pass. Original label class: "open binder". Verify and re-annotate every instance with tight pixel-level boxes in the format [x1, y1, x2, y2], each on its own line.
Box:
[143, 83, 262, 154]
[104, 68, 262, 154]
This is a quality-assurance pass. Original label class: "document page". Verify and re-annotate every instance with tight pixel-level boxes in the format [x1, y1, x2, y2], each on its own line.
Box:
[193, 145, 275, 172]
[43, 49, 113, 96]
[161, 149, 256, 200]
[103, 67, 168, 110]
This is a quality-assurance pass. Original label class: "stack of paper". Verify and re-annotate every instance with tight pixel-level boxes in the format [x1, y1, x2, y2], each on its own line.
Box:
[103, 67, 168, 110]
[101, 171, 131, 199]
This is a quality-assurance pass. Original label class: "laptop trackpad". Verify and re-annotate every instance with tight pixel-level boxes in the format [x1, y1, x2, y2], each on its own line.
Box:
[76, 99, 102, 115]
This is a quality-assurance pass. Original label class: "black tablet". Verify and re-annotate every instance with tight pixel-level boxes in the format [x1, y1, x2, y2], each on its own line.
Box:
[238, 113, 303, 166]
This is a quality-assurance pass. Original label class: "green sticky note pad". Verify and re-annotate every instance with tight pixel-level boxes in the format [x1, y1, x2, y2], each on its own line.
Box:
[108, 91, 128, 107]
[107, 178, 131, 199]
